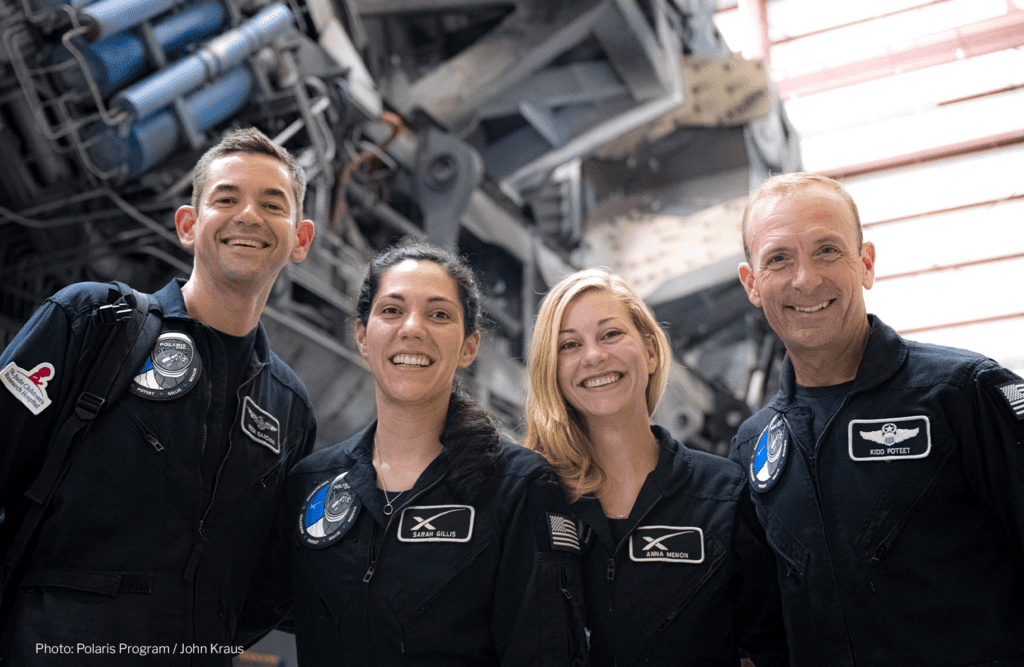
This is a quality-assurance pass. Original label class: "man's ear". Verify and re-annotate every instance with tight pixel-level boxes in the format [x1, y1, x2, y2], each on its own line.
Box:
[290, 219, 315, 263]
[861, 241, 876, 290]
[175, 205, 197, 249]
[738, 263, 762, 308]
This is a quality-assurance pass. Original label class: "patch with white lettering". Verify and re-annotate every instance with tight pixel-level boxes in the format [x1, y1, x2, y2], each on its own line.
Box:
[1, 361, 55, 415]
[996, 382, 1024, 421]
[547, 513, 580, 553]
[398, 504, 474, 543]
[298, 472, 360, 548]
[129, 332, 202, 400]
[750, 414, 788, 493]
[629, 525, 704, 564]
[848, 416, 931, 461]
[240, 396, 281, 453]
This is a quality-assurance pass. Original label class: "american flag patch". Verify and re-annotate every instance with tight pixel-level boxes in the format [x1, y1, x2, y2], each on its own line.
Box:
[547, 513, 580, 553]
[997, 382, 1024, 421]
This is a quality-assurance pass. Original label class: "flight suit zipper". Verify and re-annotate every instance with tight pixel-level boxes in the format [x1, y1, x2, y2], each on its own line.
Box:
[605, 496, 659, 667]
[363, 473, 446, 664]
[783, 396, 856, 662]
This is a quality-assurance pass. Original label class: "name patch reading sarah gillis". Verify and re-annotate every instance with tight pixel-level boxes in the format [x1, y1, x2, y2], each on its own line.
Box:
[397, 505, 474, 543]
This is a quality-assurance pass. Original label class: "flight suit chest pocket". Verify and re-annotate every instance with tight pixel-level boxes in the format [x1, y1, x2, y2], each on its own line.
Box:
[631, 529, 728, 638]
[754, 500, 810, 579]
[850, 429, 955, 563]
[390, 506, 497, 628]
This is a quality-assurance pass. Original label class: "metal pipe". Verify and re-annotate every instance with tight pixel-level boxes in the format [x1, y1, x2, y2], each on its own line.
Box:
[78, 0, 179, 42]
[89, 67, 254, 177]
[59, 1, 225, 96]
[112, 3, 292, 122]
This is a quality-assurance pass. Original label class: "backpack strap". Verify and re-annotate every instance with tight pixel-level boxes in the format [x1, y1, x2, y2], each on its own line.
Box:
[2, 283, 162, 572]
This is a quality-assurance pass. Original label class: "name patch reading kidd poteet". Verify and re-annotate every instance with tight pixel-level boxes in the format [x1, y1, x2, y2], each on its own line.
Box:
[848, 415, 931, 461]
[398, 505, 474, 543]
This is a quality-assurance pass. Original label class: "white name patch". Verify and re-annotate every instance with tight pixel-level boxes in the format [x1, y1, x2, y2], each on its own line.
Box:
[629, 525, 704, 564]
[848, 416, 931, 461]
[2, 361, 55, 415]
[240, 396, 281, 454]
[398, 505, 474, 543]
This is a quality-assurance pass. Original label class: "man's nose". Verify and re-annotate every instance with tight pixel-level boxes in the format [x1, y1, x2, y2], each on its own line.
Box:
[793, 255, 823, 291]
[235, 200, 261, 224]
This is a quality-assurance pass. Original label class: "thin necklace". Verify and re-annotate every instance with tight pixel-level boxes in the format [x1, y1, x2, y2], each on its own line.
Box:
[375, 437, 397, 515]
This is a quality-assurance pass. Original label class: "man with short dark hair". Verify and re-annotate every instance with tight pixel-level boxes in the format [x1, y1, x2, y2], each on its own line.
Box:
[730, 172, 1024, 666]
[0, 128, 316, 665]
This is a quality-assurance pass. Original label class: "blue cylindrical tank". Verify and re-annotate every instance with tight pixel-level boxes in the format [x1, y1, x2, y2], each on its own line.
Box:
[78, 0, 180, 42]
[111, 4, 292, 123]
[88, 67, 254, 177]
[57, 1, 225, 98]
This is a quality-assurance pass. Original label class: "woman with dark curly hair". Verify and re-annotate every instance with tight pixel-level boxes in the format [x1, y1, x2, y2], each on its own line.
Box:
[285, 241, 588, 666]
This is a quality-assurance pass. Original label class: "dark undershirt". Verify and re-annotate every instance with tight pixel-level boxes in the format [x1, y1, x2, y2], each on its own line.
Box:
[608, 517, 632, 546]
[201, 327, 256, 496]
[794, 380, 854, 445]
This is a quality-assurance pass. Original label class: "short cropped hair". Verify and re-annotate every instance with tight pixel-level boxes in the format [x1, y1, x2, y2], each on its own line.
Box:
[741, 172, 862, 265]
[191, 128, 306, 221]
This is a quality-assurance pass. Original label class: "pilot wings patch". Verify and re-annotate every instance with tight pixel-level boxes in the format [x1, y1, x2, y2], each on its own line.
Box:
[849, 416, 930, 461]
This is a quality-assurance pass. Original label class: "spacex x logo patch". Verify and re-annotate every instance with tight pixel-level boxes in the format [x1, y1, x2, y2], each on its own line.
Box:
[849, 416, 930, 461]
[398, 505, 474, 543]
[629, 525, 704, 564]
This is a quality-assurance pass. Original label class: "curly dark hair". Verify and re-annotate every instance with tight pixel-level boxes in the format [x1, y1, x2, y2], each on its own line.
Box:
[357, 240, 503, 501]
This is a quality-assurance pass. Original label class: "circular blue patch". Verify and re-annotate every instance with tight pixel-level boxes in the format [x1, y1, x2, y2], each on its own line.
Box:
[298, 472, 360, 548]
[129, 331, 202, 400]
[750, 414, 788, 493]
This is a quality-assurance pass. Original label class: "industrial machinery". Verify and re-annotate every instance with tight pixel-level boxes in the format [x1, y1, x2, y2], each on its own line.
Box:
[0, 0, 799, 454]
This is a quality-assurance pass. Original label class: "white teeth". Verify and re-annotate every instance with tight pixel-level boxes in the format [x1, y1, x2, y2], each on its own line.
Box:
[794, 301, 830, 313]
[392, 354, 431, 367]
[227, 239, 265, 248]
[583, 373, 621, 388]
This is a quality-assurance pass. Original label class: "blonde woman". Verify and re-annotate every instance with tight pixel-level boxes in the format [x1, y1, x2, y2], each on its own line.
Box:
[526, 268, 788, 666]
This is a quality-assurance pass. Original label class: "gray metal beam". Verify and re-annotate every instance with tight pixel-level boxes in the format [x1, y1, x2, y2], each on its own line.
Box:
[405, 0, 606, 129]
[354, 0, 519, 16]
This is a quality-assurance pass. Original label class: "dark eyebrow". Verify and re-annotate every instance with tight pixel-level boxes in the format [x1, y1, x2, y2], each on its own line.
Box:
[208, 184, 241, 199]
[378, 294, 459, 307]
[208, 184, 289, 202]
